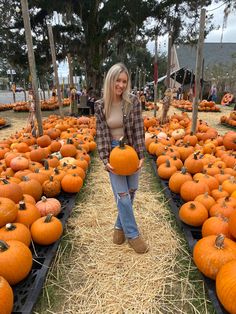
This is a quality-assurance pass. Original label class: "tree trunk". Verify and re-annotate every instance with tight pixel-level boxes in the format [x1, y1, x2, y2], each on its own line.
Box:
[47, 23, 63, 117]
[161, 32, 172, 124]
[68, 53, 78, 115]
[20, 0, 43, 136]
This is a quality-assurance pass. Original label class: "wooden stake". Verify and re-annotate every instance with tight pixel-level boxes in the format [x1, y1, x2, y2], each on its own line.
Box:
[47, 23, 63, 117]
[191, 8, 206, 133]
[153, 35, 158, 117]
[20, 0, 43, 136]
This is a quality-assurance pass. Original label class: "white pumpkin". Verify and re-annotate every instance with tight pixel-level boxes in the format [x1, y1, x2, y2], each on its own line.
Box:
[171, 128, 185, 140]
[157, 132, 167, 140]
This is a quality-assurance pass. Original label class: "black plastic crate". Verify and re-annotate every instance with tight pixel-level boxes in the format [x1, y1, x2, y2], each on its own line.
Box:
[12, 192, 77, 314]
[149, 156, 229, 314]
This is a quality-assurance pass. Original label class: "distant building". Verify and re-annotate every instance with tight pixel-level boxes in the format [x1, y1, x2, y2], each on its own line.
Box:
[171, 42, 236, 100]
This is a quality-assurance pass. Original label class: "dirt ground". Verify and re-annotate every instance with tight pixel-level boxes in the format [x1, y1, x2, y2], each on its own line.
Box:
[0, 103, 234, 141]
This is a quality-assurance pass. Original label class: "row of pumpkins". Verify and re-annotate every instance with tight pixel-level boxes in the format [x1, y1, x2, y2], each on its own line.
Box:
[172, 99, 221, 112]
[0, 114, 96, 313]
[143, 112, 236, 314]
[221, 111, 236, 128]
[13, 97, 70, 112]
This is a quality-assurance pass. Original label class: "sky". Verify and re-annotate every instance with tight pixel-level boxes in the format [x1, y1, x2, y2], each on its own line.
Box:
[58, 2, 236, 77]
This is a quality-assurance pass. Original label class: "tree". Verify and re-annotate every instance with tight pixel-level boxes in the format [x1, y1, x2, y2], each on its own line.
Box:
[0, 0, 217, 96]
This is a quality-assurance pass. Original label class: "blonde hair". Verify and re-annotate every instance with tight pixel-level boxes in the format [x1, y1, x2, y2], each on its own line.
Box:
[103, 63, 131, 118]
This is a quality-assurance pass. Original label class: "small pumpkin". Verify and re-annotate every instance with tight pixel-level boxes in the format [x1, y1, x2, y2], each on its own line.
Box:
[168, 167, 192, 194]
[42, 176, 61, 197]
[61, 173, 83, 193]
[0, 276, 14, 314]
[0, 239, 32, 285]
[30, 214, 63, 245]
[179, 201, 208, 227]
[180, 180, 210, 202]
[0, 223, 31, 246]
[15, 201, 41, 227]
[216, 260, 236, 314]
[0, 197, 18, 228]
[193, 234, 236, 280]
[0, 178, 23, 203]
[36, 196, 61, 217]
[202, 216, 232, 239]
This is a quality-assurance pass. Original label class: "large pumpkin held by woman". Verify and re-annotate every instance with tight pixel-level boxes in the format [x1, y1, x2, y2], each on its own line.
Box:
[109, 138, 139, 176]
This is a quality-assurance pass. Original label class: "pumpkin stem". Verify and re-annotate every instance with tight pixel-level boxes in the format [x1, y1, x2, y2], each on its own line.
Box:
[54, 168, 60, 174]
[44, 214, 54, 223]
[43, 159, 50, 170]
[118, 137, 126, 149]
[165, 159, 171, 167]
[19, 201, 26, 210]
[0, 240, 9, 251]
[0, 178, 10, 184]
[189, 203, 196, 209]
[22, 176, 30, 182]
[180, 167, 188, 174]
[5, 223, 17, 231]
[41, 196, 47, 202]
[215, 234, 225, 249]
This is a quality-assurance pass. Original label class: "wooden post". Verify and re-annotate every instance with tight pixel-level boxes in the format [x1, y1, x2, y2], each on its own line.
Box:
[20, 0, 43, 136]
[67, 53, 78, 116]
[166, 32, 172, 88]
[191, 8, 206, 133]
[161, 32, 172, 123]
[153, 35, 158, 117]
[47, 23, 63, 117]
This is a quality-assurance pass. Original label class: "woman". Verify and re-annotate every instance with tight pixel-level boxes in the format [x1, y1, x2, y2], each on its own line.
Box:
[95, 63, 148, 254]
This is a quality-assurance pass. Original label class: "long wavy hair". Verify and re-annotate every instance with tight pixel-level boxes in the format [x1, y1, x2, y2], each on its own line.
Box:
[103, 63, 131, 119]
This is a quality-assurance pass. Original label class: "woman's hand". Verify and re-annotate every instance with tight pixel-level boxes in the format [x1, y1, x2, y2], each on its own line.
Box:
[105, 163, 115, 173]
[137, 158, 144, 170]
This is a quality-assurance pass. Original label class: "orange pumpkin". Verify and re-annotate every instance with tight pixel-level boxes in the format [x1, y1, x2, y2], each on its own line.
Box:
[0, 197, 18, 228]
[0, 223, 31, 246]
[109, 139, 139, 176]
[30, 214, 63, 245]
[0, 276, 14, 314]
[216, 260, 236, 314]
[179, 201, 208, 227]
[193, 234, 236, 280]
[61, 174, 83, 193]
[0, 239, 32, 285]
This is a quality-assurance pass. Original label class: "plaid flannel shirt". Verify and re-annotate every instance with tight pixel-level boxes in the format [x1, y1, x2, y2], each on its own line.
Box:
[94, 94, 146, 166]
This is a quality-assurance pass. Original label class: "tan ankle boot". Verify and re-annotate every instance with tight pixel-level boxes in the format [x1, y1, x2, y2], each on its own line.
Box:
[113, 228, 125, 245]
[128, 236, 149, 254]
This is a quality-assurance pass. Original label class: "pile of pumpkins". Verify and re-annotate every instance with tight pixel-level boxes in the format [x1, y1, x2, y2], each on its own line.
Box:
[145, 111, 236, 314]
[220, 111, 236, 128]
[172, 99, 221, 112]
[0, 103, 15, 111]
[0, 114, 96, 313]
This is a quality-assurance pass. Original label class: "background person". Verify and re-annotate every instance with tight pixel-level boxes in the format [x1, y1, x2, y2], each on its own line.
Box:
[94, 63, 148, 254]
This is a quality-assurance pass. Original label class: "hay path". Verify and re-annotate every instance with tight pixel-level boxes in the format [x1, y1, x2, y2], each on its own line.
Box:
[35, 152, 213, 314]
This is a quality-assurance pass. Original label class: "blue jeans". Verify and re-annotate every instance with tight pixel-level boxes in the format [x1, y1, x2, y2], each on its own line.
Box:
[109, 139, 140, 239]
